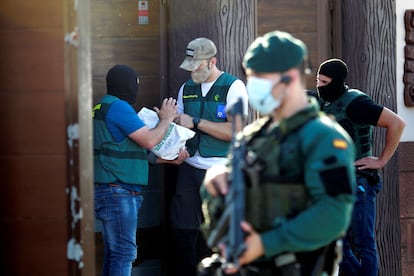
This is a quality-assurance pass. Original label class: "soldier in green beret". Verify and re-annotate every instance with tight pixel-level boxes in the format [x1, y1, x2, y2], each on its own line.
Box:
[201, 31, 357, 275]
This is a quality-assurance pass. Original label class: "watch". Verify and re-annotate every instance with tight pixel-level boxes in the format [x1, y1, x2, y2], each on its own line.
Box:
[192, 117, 200, 130]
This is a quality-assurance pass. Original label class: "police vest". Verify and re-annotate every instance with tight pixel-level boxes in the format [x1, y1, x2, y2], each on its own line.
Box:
[183, 72, 237, 157]
[320, 89, 373, 159]
[93, 95, 149, 185]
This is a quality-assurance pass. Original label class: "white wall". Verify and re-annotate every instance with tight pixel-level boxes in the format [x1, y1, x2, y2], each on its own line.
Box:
[396, 0, 414, 142]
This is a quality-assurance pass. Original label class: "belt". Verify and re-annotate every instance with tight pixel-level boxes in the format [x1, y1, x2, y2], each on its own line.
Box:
[356, 168, 377, 177]
[94, 183, 141, 195]
[356, 169, 379, 185]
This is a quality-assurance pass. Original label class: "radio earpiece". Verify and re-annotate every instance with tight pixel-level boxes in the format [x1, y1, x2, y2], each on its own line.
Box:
[280, 75, 291, 84]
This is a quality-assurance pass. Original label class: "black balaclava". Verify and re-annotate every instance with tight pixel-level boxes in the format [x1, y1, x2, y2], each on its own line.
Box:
[317, 58, 348, 102]
[106, 65, 139, 105]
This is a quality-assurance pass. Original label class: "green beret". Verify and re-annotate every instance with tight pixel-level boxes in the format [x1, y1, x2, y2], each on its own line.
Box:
[243, 31, 307, 73]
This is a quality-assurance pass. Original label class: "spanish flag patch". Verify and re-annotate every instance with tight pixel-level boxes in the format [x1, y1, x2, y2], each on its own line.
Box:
[333, 139, 348, 149]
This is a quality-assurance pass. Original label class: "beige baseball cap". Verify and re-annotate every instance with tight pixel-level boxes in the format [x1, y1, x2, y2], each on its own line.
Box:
[179, 37, 217, 71]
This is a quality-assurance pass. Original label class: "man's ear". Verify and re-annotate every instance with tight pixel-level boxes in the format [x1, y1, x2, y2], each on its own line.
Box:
[210, 57, 217, 66]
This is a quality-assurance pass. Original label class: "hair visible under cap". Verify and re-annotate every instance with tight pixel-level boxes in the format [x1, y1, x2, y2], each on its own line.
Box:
[242, 30, 307, 73]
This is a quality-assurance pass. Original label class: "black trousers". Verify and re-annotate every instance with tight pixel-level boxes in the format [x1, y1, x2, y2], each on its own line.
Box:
[170, 228, 212, 276]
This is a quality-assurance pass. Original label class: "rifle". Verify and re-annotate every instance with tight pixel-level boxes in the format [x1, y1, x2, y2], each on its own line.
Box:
[198, 98, 247, 274]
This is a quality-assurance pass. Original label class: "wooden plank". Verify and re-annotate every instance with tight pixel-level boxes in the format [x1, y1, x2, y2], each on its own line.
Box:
[317, 0, 330, 63]
[0, 220, 67, 275]
[0, 156, 67, 217]
[0, 0, 63, 29]
[399, 142, 414, 172]
[0, 0, 72, 275]
[0, 93, 66, 155]
[258, 0, 317, 34]
[91, 37, 160, 76]
[90, 0, 160, 37]
[400, 219, 414, 276]
[257, 0, 320, 89]
[0, 30, 64, 93]
[400, 172, 414, 219]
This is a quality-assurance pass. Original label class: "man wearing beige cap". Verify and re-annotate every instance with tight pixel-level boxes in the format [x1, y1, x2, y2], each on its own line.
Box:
[171, 37, 248, 276]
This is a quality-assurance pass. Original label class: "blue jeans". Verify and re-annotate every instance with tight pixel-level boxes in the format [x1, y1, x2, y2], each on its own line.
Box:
[339, 175, 382, 276]
[94, 184, 144, 276]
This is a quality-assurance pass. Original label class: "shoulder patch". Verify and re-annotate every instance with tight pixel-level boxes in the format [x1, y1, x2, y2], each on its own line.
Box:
[333, 139, 348, 149]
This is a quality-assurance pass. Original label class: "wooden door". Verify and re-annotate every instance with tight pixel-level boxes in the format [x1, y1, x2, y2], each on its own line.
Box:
[257, 0, 341, 89]
[0, 0, 72, 274]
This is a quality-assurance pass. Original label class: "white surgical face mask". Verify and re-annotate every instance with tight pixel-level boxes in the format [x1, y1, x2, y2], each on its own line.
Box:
[191, 63, 211, 84]
[246, 76, 281, 115]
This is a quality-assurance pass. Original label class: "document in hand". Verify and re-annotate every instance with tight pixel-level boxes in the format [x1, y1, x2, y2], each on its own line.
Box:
[138, 107, 195, 160]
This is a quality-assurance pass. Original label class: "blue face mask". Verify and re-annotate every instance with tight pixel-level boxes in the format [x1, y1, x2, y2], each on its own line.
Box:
[246, 76, 281, 115]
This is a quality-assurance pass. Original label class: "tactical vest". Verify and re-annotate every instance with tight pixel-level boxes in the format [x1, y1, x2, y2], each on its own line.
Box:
[242, 99, 325, 231]
[320, 89, 373, 159]
[183, 72, 237, 157]
[93, 95, 149, 185]
[201, 98, 323, 236]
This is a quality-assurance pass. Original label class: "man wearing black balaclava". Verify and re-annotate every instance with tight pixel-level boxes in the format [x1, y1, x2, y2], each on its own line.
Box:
[93, 64, 182, 275]
[317, 58, 348, 102]
[106, 64, 140, 105]
[317, 58, 406, 276]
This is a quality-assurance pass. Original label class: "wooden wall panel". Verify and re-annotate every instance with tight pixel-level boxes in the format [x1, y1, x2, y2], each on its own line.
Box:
[90, 0, 159, 37]
[91, 38, 160, 76]
[401, 219, 414, 276]
[0, 93, 65, 155]
[90, 0, 162, 109]
[258, 0, 317, 34]
[0, 157, 66, 217]
[257, 0, 319, 89]
[399, 142, 414, 172]
[1, 220, 67, 275]
[399, 142, 414, 276]
[0, 0, 63, 29]
[0, 31, 64, 93]
[399, 170, 414, 219]
[0, 0, 68, 275]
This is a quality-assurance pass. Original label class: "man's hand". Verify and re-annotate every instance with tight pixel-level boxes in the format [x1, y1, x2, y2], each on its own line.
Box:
[238, 221, 265, 265]
[203, 164, 230, 196]
[174, 113, 195, 129]
[154, 97, 177, 123]
[155, 148, 189, 165]
[219, 221, 265, 274]
[171, 148, 190, 165]
[354, 156, 384, 170]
